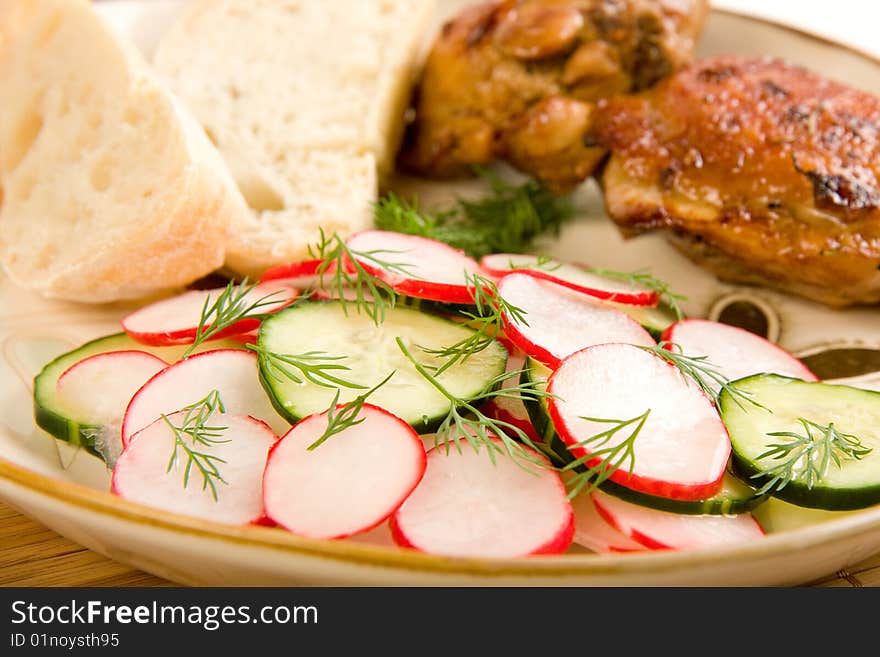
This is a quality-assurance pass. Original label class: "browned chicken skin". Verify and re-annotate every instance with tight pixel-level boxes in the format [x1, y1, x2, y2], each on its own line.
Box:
[596, 56, 880, 307]
[400, 0, 709, 192]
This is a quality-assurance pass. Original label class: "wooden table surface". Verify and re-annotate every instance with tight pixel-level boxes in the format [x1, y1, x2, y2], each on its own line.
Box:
[2, 500, 880, 587]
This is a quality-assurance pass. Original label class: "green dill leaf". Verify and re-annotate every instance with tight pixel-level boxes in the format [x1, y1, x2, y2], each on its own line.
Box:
[247, 344, 366, 389]
[307, 371, 397, 450]
[562, 410, 650, 498]
[752, 418, 872, 495]
[183, 278, 293, 358]
[163, 389, 230, 501]
[373, 169, 573, 259]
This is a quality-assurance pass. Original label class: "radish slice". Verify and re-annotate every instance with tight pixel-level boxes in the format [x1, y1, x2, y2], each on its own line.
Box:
[390, 437, 574, 558]
[570, 491, 647, 553]
[592, 490, 765, 550]
[662, 319, 818, 392]
[56, 350, 168, 466]
[260, 259, 347, 293]
[345, 230, 485, 304]
[481, 253, 658, 306]
[121, 281, 297, 346]
[122, 349, 289, 446]
[260, 259, 323, 284]
[262, 404, 426, 539]
[498, 273, 655, 368]
[548, 343, 730, 501]
[113, 413, 277, 525]
[483, 350, 539, 442]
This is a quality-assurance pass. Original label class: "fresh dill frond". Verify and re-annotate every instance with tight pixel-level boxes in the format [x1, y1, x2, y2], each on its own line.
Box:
[588, 267, 687, 319]
[638, 341, 768, 411]
[373, 168, 574, 259]
[307, 371, 397, 450]
[397, 338, 551, 469]
[308, 229, 414, 325]
[752, 418, 872, 495]
[562, 410, 650, 499]
[417, 272, 527, 375]
[163, 389, 230, 501]
[183, 278, 292, 357]
[246, 344, 366, 390]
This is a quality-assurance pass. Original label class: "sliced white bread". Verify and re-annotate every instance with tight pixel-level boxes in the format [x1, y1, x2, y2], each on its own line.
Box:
[154, 0, 436, 278]
[0, 0, 250, 303]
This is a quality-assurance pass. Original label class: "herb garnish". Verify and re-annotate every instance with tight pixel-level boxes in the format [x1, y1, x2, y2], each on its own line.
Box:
[638, 342, 767, 410]
[562, 410, 651, 498]
[162, 390, 229, 501]
[247, 345, 366, 390]
[373, 168, 573, 259]
[183, 279, 291, 357]
[397, 338, 550, 468]
[307, 371, 397, 451]
[752, 418, 872, 495]
[587, 268, 687, 319]
[418, 272, 527, 375]
[309, 229, 415, 325]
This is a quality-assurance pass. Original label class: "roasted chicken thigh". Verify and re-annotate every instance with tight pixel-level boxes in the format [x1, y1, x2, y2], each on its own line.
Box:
[596, 56, 880, 307]
[400, 0, 709, 192]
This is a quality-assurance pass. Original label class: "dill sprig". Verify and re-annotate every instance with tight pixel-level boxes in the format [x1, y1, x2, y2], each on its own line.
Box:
[183, 278, 292, 357]
[373, 168, 573, 259]
[418, 272, 527, 375]
[638, 341, 767, 410]
[752, 418, 872, 495]
[588, 267, 687, 319]
[562, 410, 651, 499]
[307, 371, 397, 450]
[246, 344, 366, 389]
[309, 229, 414, 325]
[163, 389, 230, 501]
[397, 338, 549, 468]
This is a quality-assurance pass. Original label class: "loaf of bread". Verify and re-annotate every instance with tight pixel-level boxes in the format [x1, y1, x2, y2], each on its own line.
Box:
[154, 0, 436, 278]
[0, 0, 251, 303]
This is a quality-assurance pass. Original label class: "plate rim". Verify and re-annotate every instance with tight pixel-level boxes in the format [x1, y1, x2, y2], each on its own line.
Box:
[4, 4, 880, 582]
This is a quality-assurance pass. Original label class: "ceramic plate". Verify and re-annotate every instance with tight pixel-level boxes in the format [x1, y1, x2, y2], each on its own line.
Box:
[2, 1, 880, 586]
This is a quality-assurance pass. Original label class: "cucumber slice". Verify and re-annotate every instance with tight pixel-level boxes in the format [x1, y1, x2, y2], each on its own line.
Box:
[752, 497, 860, 534]
[521, 357, 764, 515]
[720, 374, 880, 510]
[257, 301, 507, 431]
[33, 333, 247, 454]
[612, 301, 679, 340]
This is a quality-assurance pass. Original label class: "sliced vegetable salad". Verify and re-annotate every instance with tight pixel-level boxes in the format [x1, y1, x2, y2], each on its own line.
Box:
[33, 229, 880, 559]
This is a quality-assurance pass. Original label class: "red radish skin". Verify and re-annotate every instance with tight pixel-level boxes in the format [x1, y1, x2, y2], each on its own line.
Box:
[260, 258, 323, 284]
[548, 344, 730, 501]
[262, 404, 426, 540]
[592, 490, 765, 550]
[662, 318, 818, 391]
[569, 490, 647, 553]
[56, 350, 168, 465]
[498, 273, 655, 368]
[390, 437, 574, 558]
[483, 350, 539, 442]
[481, 253, 658, 306]
[122, 349, 289, 446]
[345, 230, 486, 304]
[121, 282, 297, 346]
[113, 413, 277, 525]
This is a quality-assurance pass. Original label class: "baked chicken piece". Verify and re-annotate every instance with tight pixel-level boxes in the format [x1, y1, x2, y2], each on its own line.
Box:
[596, 56, 880, 307]
[400, 0, 709, 192]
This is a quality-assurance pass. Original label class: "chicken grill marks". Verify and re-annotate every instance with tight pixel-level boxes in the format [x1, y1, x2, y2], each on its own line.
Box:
[596, 56, 880, 307]
[400, 0, 709, 193]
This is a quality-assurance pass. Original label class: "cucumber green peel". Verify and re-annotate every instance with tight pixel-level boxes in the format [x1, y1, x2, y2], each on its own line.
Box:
[720, 374, 880, 511]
